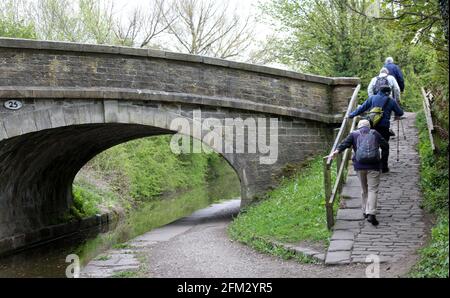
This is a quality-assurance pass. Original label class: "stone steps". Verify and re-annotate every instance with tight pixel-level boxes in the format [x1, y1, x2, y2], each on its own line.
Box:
[325, 113, 426, 266]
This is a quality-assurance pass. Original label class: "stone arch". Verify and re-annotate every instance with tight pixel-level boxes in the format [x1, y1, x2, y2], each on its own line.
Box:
[0, 99, 251, 242]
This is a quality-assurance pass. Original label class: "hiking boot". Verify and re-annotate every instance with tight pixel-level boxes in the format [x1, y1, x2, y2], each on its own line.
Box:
[367, 215, 379, 226]
[363, 213, 368, 219]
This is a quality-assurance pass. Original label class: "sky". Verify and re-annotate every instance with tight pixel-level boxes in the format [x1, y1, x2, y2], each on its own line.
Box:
[110, 0, 273, 42]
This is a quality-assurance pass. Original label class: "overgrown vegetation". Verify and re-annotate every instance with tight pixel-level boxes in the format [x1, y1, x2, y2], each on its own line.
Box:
[228, 155, 336, 261]
[409, 112, 449, 278]
[71, 135, 222, 218]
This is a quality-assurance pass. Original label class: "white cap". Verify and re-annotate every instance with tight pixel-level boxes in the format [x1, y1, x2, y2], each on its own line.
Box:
[357, 119, 370, 129]
[385, 57, 394, 64]
[380, 67, 389, 75]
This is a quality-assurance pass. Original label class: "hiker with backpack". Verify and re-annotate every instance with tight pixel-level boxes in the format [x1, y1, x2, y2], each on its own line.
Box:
[368, 67, 401, 104]
[348, 85, 404, 173]
[329, 119, 389, 226]
[384, 57, 405, 93]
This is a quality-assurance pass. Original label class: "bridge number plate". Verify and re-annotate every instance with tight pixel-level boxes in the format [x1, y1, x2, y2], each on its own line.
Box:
[4, 100, 23, 110]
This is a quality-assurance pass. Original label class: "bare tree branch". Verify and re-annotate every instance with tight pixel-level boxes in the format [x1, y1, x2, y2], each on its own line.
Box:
[160, 0, 255, 59]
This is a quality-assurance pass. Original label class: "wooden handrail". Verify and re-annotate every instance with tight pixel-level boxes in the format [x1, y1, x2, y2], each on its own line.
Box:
[323, 84, 361, 229]
[329, 116, 358, 205]
[421, 87, 436, 152]
[326, 84, 361, 166]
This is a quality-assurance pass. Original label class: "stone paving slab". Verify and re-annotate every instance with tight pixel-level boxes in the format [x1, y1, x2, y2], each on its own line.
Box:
[336, 209, 364, 221]
[342, 198, 363, 209]
[326, 113, 427, 265]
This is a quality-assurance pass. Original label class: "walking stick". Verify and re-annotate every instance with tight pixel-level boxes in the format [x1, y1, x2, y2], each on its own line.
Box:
[400, 118, 406, 140]
[397, 118, 400, 162]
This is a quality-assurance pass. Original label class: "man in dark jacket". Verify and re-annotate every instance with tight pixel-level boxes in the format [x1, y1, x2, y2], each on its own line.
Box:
[330, 119, 389, 226]
[384, 57, 405, 93]
[348, 85, 404, 173]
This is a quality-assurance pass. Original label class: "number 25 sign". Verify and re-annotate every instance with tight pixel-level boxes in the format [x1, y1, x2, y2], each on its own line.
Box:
[4, 100, 23, 110]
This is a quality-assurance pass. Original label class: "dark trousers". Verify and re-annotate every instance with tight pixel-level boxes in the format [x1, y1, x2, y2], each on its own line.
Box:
[375, 126, 390, 169]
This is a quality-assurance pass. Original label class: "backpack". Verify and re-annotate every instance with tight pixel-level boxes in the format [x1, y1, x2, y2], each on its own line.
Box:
[366, 96, 390, 128]
[355, 130, 380, 164]
[372, 75, 390, 94]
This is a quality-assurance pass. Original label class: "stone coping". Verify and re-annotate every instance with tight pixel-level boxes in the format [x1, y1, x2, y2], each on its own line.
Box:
[0, 86, 344, 124]
[0, 211, 117, 256]
[0, 38, 360, 86]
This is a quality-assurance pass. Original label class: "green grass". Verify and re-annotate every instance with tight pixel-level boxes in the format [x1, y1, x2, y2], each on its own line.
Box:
[112, 243, 131, 250]
[111, 270, 139, 278]
[410, 216, 449, 278]
[409, 111, 449, 278]
[228, 155, 336, 261]
[95, 255, 111, 261]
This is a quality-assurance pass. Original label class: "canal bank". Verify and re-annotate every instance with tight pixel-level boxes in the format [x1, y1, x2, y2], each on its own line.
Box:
[0, 171, 240, 277]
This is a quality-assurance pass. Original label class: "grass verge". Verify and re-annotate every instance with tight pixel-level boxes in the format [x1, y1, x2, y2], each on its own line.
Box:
[409, 111, 449, 278]
[228, 155, 335, 262]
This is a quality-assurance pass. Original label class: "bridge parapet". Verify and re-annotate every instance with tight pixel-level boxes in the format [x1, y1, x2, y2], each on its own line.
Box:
[0, 38, 359, 123]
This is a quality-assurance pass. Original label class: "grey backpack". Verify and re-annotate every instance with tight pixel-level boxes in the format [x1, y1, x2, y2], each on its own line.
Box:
[355, 130, 380, 164]
[373, 76, 390, 94]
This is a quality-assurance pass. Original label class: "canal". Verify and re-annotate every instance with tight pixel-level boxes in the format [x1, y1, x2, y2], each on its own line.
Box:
[0, 172, 240, 278]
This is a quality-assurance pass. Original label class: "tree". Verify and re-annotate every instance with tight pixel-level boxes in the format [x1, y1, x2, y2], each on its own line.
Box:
[113, 0, 176, 48]
[0, 0, 36, 39]
[260, 0, 396, 85]
[33, 0, 115, 44]
[160, 0, 255, 59]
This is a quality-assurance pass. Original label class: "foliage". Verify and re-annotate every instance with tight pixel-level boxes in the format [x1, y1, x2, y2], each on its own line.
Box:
[261, 1, 398, 86]
[409, 111, 449, 277]
[410, 216, 449, 278]
[228, 155, 336, 260]
[79, 135, 210, 204]
[0, 0, 37, 39]
[416, 112, 449, 214]
[72, 184, 101, 218]
[260, 0, 447, 113]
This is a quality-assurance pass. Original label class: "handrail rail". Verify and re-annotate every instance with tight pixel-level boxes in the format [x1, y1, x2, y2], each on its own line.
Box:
[323, 84, 361, 229]
[326, 84, 361, 166]
[421, 87, 436, 152]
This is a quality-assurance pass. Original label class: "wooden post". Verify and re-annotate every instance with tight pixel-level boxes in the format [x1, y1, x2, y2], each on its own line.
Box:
[336, 153, 343, 193]
[421, 87, 436, 152]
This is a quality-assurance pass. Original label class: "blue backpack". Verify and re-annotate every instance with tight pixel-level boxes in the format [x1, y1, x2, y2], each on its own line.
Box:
[355, 130, 380, 164]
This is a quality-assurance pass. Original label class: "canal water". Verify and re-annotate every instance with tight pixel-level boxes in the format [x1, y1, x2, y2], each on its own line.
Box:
[0, 173, 240, 278]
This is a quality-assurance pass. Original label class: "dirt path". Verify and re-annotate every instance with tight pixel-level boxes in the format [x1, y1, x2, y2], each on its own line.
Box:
[81, 200, 418, 278]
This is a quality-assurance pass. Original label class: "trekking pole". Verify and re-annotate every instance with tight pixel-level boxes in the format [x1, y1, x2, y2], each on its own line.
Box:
[397, 118, 400, 162]
[400, 118, 406, 140]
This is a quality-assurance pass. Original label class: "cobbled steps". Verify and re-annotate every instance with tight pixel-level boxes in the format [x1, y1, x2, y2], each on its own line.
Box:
[325, 113, 427, 265]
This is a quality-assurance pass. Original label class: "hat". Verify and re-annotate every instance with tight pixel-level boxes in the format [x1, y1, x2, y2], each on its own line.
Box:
[357, 119, 370, 129]
[380, 67, 389, 75]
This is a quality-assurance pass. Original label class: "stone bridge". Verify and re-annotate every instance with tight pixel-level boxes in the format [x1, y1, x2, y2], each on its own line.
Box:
[0, 38, 358, 253]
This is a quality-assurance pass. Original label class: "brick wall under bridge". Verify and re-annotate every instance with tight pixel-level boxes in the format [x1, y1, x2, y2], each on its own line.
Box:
[0, 38, 359, 253]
